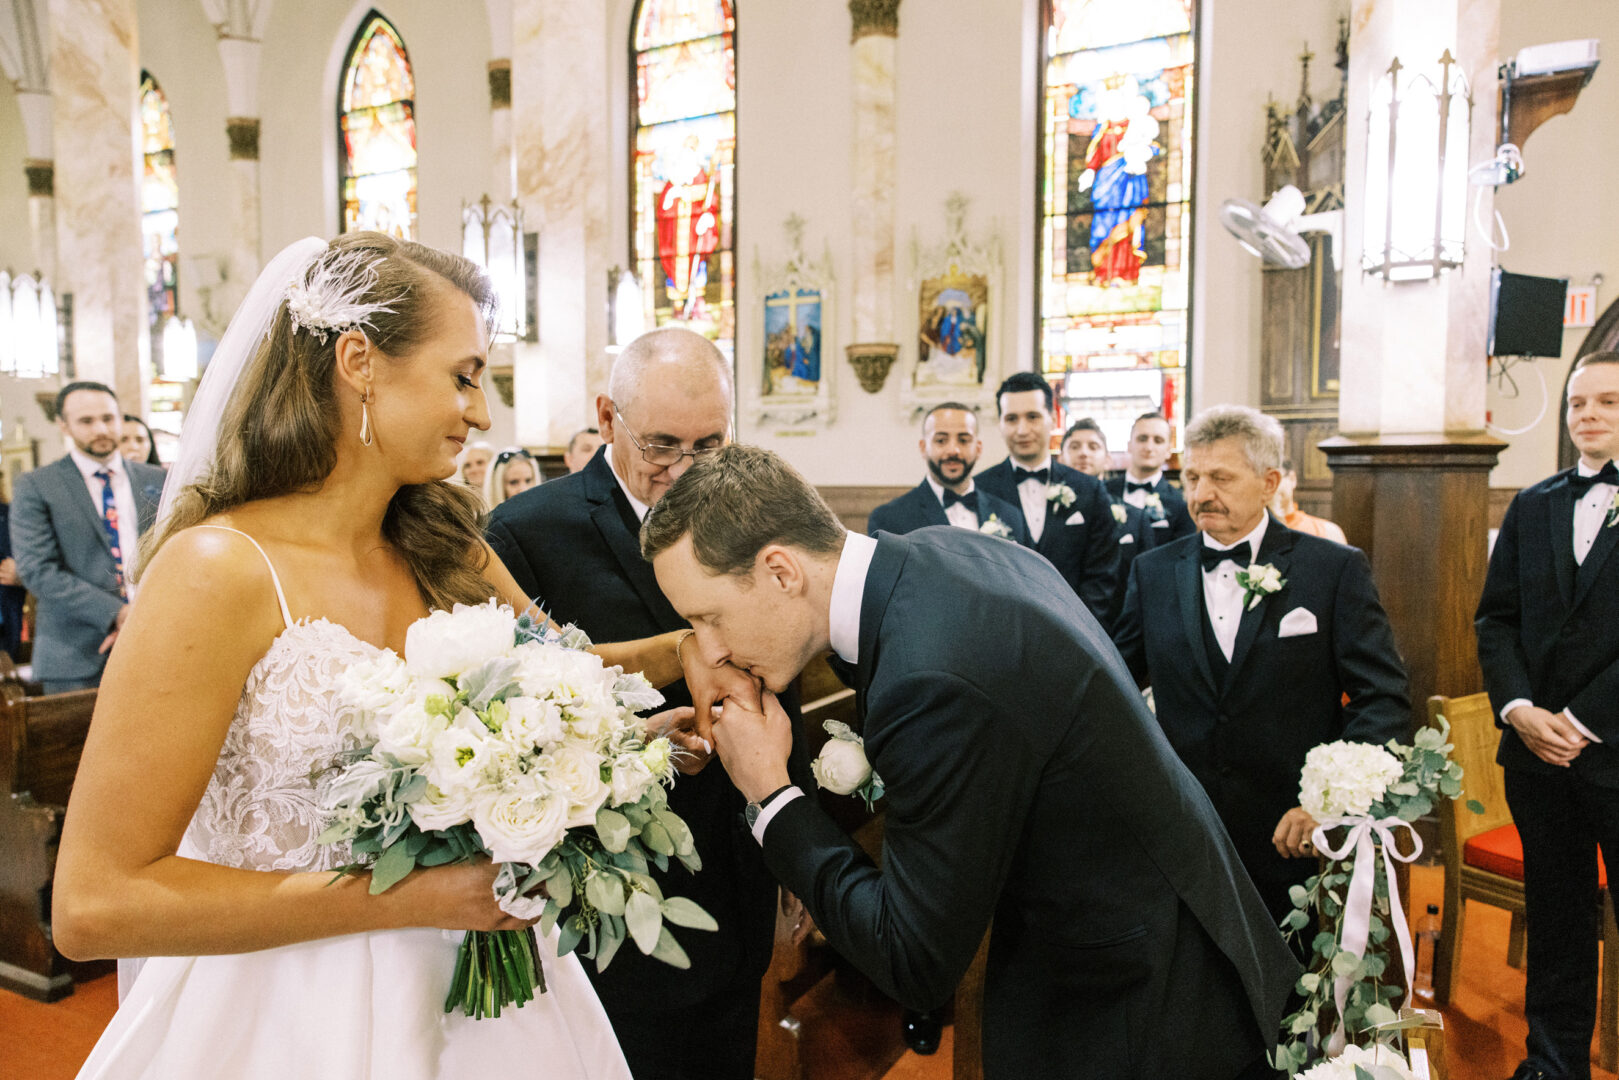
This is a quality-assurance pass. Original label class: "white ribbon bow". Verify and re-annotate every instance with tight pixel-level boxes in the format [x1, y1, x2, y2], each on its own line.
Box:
[1310, 815, 1423, 1054]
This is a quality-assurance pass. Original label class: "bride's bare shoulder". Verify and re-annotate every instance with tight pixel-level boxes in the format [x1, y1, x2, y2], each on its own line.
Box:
[139, 518, 281, 607]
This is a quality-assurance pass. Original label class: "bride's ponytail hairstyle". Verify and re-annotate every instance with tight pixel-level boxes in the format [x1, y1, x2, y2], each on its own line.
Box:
[140, 231, 499, 611]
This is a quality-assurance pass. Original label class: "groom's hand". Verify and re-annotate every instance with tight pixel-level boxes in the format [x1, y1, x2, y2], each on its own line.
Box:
[682, 649, 763, 744]
[711, 691, 794, 804]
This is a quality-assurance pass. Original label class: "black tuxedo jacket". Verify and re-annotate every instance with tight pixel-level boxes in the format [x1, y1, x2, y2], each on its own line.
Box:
[975, 459, 1120, 628]
[866, 480, 1030, 546]
[1106, 473, 1196, 543]
[1113, 517, 1409, 912]
[764, 530, 1298, 1079]
[1106, 498, 1156, 630]
[485, 450, 797, 1018]
[1477, 469, 1619, 785]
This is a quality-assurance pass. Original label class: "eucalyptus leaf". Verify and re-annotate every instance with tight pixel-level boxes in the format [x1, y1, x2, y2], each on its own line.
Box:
[1331, 950, 1363, 979]
[1362, 1002, 1400, 1028]
[595, 921, 625, 971]
[1288, 1009, 1317, 1034]
[659, 896, 718, 931]
[676, 848, 702, 873]
[1467, 798, 1486, 815]
[649, 926, 691, 969]
[1354, 1067, 1377, 1080]
[1288, 884, 1308, 909]
[643, 820, 674, 856]
[556, 915, 585, 958]
[1283, 909, 1309, 931]
[539, 898, 560, 937]
[368, 842, 416, 894]
[626, 890, 663, 954]
[1298, 972, 1320, 993]
[547, 864, 575, 908]
[595, 808, 633, 853]
[586, 872, 627, 917]
[654, 809, 696, 856]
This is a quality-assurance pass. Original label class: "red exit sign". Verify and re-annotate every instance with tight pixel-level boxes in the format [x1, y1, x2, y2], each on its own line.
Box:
[1566, 285, 1598, 328]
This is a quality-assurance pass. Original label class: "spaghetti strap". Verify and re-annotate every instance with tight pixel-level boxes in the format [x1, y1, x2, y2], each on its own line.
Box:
[194, 525, 295, 630]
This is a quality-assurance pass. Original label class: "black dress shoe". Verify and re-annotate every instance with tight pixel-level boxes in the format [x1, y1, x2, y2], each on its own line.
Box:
[901, 1008, 942, 1055]
[1505, 1064, 1555, 1080]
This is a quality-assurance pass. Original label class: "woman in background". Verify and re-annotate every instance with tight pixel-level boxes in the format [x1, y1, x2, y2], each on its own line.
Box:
[121, 415, 163, 466]
[484, 446, 540, 509]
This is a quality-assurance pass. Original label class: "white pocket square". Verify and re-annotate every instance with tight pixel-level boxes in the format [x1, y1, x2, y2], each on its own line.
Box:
[1118, 533, 1135, 545]
[1065, 512, 1085, 525]
[1151, 519, 1170, 528]
[1278, 608, 1318, 638]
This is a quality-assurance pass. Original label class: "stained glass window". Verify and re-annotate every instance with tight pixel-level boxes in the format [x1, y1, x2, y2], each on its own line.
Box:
[139, 72, 178, 328]
[631, 0, 736, 361]
[340, 13, 417, 239]
[1040, 0, 1196, 456]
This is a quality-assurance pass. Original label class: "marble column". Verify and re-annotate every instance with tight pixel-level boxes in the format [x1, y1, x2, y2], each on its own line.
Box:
[489, 60, 514, 203]
[219, 31, 262, 306]
[511, 0, 610, 448]
[847, 0, 901, 379]
[1323, 0, 1505, 731]
[47, 0, 147, 409]
[24, 157, 55, 285]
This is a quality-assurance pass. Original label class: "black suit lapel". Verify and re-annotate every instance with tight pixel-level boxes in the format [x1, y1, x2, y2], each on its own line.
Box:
[1575, 506, 1619, 608]
[1176, 545, 1218, 696]
[914, 482, 949, 528]
[1225, 518, 1296, 689]
[58, 457, 115, 557]
[851, 536, 909, 723]
[582, 458, 683, 627]
[1548, 480, 1578, 608]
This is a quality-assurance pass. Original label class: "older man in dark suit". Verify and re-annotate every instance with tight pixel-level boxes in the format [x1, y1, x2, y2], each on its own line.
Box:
[1477, 352, 1619, 1080]
[867, 401, 1028, 546]
[11, 382, 165, 692]
[975, 372, 1120, 629]
[486, 327, 802, 1080]
[644, 445, 1299, 1080]
[1114, 405, 1409, 923]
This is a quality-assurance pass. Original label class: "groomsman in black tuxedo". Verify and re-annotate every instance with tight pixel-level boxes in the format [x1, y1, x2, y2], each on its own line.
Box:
[1477, 352, 1619, 1080]
[1107, 411, 1196, 542]
[1061, 417, 1155, 628]
[1114, 405, 1409, 923]
[976, 372, 1119, 628]
[867, 402, 1029, 545]
[644, 445, 1299, 1080]
[486, 327, 801, 1080]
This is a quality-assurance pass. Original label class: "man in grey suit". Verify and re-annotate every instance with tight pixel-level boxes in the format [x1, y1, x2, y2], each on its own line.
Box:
[11, 382, 165, 692]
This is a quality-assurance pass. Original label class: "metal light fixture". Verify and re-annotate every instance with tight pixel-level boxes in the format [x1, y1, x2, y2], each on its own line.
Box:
[607, 266, 647, 348]
[5, 272, 60, 379]
[462, 195, 527, 341]
[161, 315, 199, 381]
[1362, 50, 1473, 282]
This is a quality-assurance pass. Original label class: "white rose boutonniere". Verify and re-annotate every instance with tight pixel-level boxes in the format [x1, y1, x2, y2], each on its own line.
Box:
[978, 513, 1014, 540]
[1607, 490, 1619, 528]
[1111, 503, 1128, 525]
[1234, 562, 1286, 610]
[1141, 491, 1165, 521]
[812, 720, 884, 810]
[1046, 482, 1077, 510]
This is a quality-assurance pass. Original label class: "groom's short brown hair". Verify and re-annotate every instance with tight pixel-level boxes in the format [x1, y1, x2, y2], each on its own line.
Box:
[640, 444, 845, 577]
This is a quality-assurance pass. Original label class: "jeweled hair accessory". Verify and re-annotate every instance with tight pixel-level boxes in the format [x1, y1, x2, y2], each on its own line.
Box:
[284, 248, 398, 343]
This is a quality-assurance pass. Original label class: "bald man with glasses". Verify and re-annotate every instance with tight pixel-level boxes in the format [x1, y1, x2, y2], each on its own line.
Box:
[486, 326, 808, 1080]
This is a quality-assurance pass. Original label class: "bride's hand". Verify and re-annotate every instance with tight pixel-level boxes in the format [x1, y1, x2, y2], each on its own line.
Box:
[645, 705, 715, 775]
[389, 859, 541, 933]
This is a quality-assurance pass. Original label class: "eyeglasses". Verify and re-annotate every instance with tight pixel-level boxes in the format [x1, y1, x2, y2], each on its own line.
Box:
[494, 448, 533, 466]
[613, 404, 723, 468]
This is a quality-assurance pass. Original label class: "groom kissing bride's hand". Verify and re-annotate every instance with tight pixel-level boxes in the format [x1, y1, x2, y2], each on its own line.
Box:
[670, 644, 765, 771]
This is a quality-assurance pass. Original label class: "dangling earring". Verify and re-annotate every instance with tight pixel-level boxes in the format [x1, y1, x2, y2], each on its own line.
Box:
[359, 391, 374, 447]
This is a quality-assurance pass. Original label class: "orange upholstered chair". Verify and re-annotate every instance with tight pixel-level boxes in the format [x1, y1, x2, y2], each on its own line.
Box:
[1429, 693, 1618, 1070]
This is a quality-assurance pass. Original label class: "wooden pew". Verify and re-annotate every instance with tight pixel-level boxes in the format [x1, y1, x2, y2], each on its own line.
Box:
[756, 658, 987, 1080]
[0, 685, 109, 1000]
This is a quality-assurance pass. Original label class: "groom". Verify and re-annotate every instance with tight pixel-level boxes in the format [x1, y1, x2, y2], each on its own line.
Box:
[643, 445, 1299, 1080]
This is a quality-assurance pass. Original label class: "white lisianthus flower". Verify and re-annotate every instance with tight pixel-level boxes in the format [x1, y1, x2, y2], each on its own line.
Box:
[548, 743, 611, 827]
[1299, 740, 1405, 819]
[472, 781, 569, 866]
[425, 723, 498, 797]
[812, 738, 873, 796]
[373, 700, 446, 766]
[404, 600, 517, 679]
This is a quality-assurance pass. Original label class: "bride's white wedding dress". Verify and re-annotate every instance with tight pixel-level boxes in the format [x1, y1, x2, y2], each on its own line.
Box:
[76, 529, 631, 1080]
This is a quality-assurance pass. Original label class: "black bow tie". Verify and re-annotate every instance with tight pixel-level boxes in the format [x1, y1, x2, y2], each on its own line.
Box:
[1568, 462, 1619, 494]
[941, 489, 979, 511]
[1125, 479, 1156, 495]
[1200, 543, 1253, 571]
[1013, 466, 1049, 485]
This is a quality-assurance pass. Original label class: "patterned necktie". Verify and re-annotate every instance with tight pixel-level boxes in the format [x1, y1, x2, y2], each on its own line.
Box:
[95, 468, 126, 596]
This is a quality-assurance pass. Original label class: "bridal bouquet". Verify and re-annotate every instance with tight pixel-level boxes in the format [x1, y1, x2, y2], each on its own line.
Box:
[1272, 719, 1479, 1073]
[319, 601, 715, 1019]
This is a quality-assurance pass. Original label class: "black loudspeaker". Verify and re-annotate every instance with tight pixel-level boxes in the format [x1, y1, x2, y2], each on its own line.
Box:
[1489, 268, 1568, 357]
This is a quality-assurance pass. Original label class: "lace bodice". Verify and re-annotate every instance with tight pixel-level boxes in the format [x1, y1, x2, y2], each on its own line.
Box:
[181, 618, 379, 873]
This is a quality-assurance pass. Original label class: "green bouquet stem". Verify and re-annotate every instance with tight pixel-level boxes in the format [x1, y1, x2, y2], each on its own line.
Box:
[444, 927, 546, 1020]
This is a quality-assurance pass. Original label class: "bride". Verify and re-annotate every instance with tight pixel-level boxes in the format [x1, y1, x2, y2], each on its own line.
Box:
[52, 233, 717, 1079]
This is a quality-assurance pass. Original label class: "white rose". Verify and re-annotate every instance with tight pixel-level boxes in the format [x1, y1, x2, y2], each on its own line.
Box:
[1298, 1044, 1414, 1080]
[501, 695, 565, 750]
[812, 738, 872, 796]
[409, 781, 478, 831]
[607, 753, 657, 807]
[1299, 740, 1404, 819]
[373, 700, 446, 766]
[472, 782, 569, 866]
[547, 743, 611, 827]
[336, 651, 409, 715]
[404, 600, 517, 680]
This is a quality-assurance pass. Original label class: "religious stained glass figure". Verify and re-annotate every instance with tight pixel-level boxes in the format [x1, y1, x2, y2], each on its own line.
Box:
[340, 13, 418, 240]
[632, 0, 736, 361]
[139, 72, 178, 328]
[1040, 0, 1195, 455]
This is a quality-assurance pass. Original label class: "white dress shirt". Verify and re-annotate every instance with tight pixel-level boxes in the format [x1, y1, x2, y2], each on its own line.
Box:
[1120, 469, 1165, 510]
[751, 530, 877, 844]
[1200, 514, 1269, 662]
[1500, 458, 1616, 743]
[925, 476, 979, 531]
[69, 447, 138, 601]
[603, 444, 650, 522]
[1013, 456, 1052, 543]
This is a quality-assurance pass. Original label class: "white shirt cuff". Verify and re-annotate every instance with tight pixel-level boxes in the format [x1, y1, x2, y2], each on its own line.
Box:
[1500, 698, 1534, 726]
[751, 786, 805, 845]
[1566, 709, 1603, 744]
